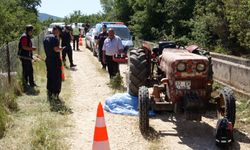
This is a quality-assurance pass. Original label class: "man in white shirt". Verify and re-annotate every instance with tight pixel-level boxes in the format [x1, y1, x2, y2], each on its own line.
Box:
[102, 28, 124, 79]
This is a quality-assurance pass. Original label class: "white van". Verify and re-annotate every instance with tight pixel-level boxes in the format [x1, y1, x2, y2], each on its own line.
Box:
[47, 22, 65, 34]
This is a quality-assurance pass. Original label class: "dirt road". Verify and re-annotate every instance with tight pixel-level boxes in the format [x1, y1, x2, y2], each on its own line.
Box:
[67, 45, 250, 150]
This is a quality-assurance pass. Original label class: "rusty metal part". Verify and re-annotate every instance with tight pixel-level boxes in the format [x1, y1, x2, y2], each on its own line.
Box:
[161, 78, 169, 84]
[151, 84, 161, 102]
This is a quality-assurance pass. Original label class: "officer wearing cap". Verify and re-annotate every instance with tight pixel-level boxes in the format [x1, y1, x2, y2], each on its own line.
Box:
[43, 26, 64, 106]
[18, 25, 37, 88]
[96, 24, 108, 69]
[61, 25, 76, 68]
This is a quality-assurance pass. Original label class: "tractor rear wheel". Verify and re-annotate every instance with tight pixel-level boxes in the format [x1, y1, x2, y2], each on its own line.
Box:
[217, 87, 236, 126]
[128, 48, 150, 96]
[139, 86, 149, 135]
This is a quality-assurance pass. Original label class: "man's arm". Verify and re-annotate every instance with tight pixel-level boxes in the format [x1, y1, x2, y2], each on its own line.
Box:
[96, 35, 100, 49]
[53, 38, 63, 52]
[22, 46, 36, 51]
[54, 46, 63, 52]
[102, 40, 106, 64]
[117, 38, 124, 53]
[21, 37, 36, 51]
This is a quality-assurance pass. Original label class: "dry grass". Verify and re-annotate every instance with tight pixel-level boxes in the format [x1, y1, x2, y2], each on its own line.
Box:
[235, 94, 250, 134]
[0, 78, 21, 139]
[0, 55, 73, 149]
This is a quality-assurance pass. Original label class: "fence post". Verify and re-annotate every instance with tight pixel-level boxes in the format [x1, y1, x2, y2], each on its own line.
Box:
[37, 34, 40, 55]
[6, 42, 11, 84]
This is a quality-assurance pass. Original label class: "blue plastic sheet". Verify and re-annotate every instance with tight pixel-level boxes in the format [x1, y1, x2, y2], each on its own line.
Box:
[104, 93, 139, 116]
[104, 93, 155, 116]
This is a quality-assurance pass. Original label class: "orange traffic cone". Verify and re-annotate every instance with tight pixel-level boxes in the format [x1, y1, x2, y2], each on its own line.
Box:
[92, 102, 110, 150]
[79, 37, 83, 46]
[61, 65, 65, 81]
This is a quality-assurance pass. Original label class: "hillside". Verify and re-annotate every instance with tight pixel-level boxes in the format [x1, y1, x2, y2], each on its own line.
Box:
[38, 13, 63, 22]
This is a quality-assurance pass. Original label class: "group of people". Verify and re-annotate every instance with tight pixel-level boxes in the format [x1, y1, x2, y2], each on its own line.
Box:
[18, 23, 123, 112]
[18, 24, 78, 112]
[96, 24, 124, 79]
[72, 22, 90, 51]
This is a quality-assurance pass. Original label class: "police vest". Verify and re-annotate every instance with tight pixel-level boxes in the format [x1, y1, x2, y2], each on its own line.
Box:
[18, 33, 32, 59]
[73, 27, 80, 36]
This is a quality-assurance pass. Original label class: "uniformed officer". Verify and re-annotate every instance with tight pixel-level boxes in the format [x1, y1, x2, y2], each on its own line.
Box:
[18, 25, 37, 88]
[96, 24, 108, 69]
[102, 28, 124, 78]
[61, 25, 76, 68]
[72, 23, 80, 50]
[43, 26, 64, 103]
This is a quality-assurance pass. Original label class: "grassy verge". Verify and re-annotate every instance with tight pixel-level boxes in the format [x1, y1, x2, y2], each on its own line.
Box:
[0, 78, 21, 138]
[235, 95, 250, 134]
[0, 54, 73, 149]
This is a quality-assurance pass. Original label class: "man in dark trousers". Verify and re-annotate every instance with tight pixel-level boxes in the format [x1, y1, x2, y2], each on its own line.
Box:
[18, 25, 37, 88]
[102, 28, 124, 79]
[72, 23, 80, 50]
[43, 26, 65, 110]
[84, 22, 90, 36]
[96, 24, 108, 69]
[61, 25, 76, 68]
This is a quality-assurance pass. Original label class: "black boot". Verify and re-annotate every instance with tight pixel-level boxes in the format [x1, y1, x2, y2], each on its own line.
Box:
[47, 91, 53, 103]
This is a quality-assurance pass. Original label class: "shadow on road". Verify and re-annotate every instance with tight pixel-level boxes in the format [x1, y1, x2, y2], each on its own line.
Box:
[141, 112, 249, 149]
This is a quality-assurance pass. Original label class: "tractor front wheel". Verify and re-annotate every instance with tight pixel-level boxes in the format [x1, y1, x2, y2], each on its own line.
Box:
[217, 87, 236, 126]
[139, 86, 150, 135]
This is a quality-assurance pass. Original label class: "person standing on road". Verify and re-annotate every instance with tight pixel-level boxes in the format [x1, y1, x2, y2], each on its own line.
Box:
[96, 24, 108, 69]
[43, 26, 64, 108]
[18, 25, 37, 88]
[61, 25, 76, 68]
[102, 28, 124, 79]
[72, 23, 80, 50]
[84, 22, 90, 36]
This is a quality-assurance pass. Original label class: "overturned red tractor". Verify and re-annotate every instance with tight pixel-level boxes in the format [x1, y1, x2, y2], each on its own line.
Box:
[127, 41, 236, 145]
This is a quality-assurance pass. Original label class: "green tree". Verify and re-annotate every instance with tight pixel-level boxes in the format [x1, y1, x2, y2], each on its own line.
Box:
[225, 0, 250, 50]
[0, 0, 41, 45]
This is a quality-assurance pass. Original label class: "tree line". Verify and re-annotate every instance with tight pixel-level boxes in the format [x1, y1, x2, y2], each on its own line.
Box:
[1, 0, 249, 56]
[100, 0, 250, 56]
[0, 0, 42, 46]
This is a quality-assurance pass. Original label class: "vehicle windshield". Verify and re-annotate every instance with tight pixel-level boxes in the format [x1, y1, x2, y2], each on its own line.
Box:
[49, 24, 65, 28]
[112, 27, 131, 40]
[49, 24, 55, 28]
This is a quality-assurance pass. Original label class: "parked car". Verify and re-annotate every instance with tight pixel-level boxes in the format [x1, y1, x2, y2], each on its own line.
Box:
[93, 22, 134, 58]
[47, 22, 65, 34]
[85, 27, 97, 52]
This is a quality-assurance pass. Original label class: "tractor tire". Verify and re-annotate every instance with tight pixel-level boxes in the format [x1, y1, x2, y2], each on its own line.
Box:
[139, 86, 149, 135]
[128, 48, 150, 96]
[217, 87, 236, 126]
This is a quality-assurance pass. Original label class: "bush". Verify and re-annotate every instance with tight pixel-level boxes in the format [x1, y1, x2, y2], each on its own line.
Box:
[0, 83, 20, 139]
[0, 104, 7, 138]
[109, 74, 124, 90]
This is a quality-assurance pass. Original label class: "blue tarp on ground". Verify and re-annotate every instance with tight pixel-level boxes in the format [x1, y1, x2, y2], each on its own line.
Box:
[104, 93, 139, 116]
[104, 93, 155, 116]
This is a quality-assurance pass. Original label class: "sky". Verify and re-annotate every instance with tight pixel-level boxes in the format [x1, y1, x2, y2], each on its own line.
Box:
[38, 0, 103, 18]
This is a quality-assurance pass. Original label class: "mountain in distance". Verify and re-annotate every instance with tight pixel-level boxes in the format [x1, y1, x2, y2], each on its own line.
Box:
[38, 13, 63, 22]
